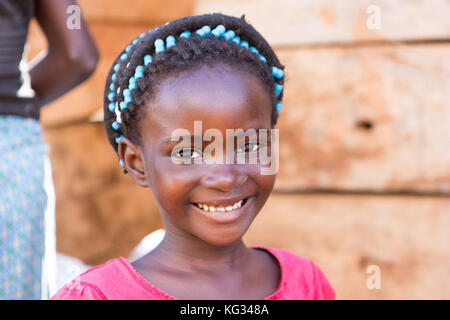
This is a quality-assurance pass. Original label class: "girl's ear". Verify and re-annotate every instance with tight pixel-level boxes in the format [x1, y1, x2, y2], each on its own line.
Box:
[117, 138, 152, 188]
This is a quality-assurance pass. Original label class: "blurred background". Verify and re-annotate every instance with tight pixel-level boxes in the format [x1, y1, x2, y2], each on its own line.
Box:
[26, 0, 449, 299]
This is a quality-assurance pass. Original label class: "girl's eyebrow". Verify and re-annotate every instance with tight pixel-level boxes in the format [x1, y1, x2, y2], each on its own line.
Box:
[161, 134, 202, 146]
[160, 127, 269, 146]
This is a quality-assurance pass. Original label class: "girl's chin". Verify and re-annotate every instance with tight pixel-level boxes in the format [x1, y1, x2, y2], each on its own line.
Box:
[193, 228, 249, 247]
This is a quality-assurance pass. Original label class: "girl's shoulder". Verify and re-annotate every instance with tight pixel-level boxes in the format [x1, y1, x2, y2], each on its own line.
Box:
[252, 245, 336, 300]
[252, 245, 317, 271]
[51, 257, 157, 300]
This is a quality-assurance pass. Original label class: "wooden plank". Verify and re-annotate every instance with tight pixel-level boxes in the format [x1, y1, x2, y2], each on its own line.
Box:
[78, 0, 195, 25]
[274, 44, 450, 193]
[243, 193, 450, 299]
[76, 0, 450, 45]
[194, 0, 450, 46]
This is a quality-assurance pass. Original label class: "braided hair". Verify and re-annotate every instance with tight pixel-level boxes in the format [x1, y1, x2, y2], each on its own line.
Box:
[103, 13, 285, 166]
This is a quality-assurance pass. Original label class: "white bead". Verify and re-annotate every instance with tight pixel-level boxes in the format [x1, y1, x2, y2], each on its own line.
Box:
[115, 105, 122, 123]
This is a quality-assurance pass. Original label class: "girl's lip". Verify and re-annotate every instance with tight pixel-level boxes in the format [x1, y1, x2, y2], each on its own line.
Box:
[190, 196, 252, 224]
[190, 195, 251, 208]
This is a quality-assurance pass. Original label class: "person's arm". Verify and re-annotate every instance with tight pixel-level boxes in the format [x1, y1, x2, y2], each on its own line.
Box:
[29, 0, 99, 109]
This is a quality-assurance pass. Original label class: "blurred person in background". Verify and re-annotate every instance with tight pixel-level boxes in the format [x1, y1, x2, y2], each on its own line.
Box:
[0, 0, 98, 299]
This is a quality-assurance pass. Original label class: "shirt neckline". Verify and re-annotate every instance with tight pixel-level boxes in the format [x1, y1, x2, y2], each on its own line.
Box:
[118, 245, 285, 300]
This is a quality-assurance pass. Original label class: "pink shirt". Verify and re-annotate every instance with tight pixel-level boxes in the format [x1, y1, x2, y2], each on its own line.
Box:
[51, 246, 335, 300]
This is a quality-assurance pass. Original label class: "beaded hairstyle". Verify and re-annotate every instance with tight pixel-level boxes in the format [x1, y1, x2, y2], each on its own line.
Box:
[103, 13, 285, 169]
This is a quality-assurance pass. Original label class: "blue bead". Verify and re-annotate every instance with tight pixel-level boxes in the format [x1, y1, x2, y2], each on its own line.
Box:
[129, 76, 136, 85]
[116, 135, 124, 144]
[223, 30, 235, 40]
[135, 65, 144, 74]
[111, 74, 116, 82]
[259, 55, 267, 62]
[274, 83, 283, 96]
[120, 101, 126, 110]
[272, 66, 284, 79]
[123, 89, 130, 97]
[180, 30, 191, 38]
[114, 64, 120, 72]
[144, 55, 152, 66]
[166, 35, 176, 48]
[108, 103, 116, 112]
[119, 159, 124, 167]
[154, 39, 165, 53]
[196, 25, 211, 37]
[240, 41, 249, 49]
[109, 83, 115, 91]
[108, 92, 115, 102]
[129, 82, 136, 90]
[112, 121, 120, 131]
[276, 101, 283, 114]
[132, 39, 138, 45]
[232, 36, 241, 45]
[139, 32, 146, 38]
[134, 66, 144, 78]
[120, 53, 127, 61]
[249, 47, 259, 54]
[212, 25, 225, 37]
[125, 45, 132, 53]
[124, 95, 133, 104]
[200, 25, 211, 36]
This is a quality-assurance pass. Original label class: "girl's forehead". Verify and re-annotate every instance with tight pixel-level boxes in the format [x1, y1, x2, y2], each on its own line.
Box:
[140, 64, 272, 141]
[156, 64, 267, 109]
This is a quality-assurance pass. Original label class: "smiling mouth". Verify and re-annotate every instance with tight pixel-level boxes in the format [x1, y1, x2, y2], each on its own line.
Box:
[191, 197, 249, 213]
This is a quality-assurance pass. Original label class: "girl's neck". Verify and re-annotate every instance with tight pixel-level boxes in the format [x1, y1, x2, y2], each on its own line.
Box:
[145, 228, 253, 274]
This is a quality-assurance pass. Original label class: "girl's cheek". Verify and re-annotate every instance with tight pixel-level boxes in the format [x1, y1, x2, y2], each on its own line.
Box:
[154, 160, 200, 190]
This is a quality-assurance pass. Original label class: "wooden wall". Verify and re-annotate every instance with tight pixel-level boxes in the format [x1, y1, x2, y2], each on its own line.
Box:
[26, 0, 450, 299]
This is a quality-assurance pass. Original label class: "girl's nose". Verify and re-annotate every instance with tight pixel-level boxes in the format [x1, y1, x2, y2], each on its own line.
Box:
[200, 164, 248, 192]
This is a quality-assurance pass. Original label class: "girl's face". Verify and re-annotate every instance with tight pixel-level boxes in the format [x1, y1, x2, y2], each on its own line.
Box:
[121, 63, 276, 246]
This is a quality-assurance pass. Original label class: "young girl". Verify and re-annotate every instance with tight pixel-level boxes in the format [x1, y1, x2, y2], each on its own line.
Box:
[52, 13, 335, 300]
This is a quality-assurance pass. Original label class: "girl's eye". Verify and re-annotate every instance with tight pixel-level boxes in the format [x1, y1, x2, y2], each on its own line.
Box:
[174, 148, 202, 160]
[237, 141, 261, 154]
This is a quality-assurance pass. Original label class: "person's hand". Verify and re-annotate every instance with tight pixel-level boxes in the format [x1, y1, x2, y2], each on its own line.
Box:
[29, 0, 98, 111]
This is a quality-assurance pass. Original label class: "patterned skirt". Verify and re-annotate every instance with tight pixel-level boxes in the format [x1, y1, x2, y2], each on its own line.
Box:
[0, 115, 49, 299]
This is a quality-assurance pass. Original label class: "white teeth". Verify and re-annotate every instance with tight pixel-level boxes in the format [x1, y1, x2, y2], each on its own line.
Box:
[195, 199, 245, 213]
